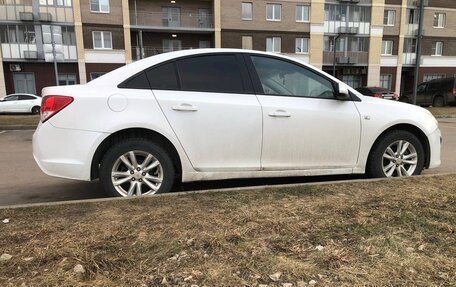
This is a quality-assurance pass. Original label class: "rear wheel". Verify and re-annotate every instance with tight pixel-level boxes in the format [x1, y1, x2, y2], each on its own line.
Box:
[367, 130, 424, 178]
[432, 96, 444, 107]
[31, 106, 40, 115]
[100, 139, 175, 197]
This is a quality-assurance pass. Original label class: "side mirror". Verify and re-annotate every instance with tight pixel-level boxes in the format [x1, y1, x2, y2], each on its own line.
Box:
[335, 83, 351, 101]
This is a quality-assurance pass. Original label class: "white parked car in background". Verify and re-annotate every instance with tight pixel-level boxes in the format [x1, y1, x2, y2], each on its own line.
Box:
[33, 49, 441, 197]
[0, 93, 41, 114]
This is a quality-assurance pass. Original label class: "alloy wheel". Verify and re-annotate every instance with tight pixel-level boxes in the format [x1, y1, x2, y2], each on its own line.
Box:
[382, 140, 418, 177]
[111, 150, 163, 196]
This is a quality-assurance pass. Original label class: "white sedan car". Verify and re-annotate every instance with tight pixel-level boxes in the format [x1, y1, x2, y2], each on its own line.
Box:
[0, 93, 41, 114]
[33, 49, 441, 197]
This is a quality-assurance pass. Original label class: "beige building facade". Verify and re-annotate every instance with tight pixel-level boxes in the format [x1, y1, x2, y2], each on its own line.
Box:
[0, 0, 455, 96]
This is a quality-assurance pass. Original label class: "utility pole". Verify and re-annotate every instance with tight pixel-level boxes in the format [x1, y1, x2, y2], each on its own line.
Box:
[50, 26, 59, 86]
[412, 0, 425, 105]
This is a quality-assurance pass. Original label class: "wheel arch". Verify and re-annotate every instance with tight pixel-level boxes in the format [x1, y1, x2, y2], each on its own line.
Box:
[90, 128, 182, 181]
[368, 124, 431, 169]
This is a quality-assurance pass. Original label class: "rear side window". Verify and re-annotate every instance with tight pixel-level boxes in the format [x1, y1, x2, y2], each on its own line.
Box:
[428, 82, 440, 91]
[119, 72, 150, 89]
[146, 62, 179, 90]
[176, 55, 244, 93]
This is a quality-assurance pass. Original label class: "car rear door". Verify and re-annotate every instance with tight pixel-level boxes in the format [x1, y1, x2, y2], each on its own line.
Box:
[246, 54, 361, 171]
[152, 54, 262, 172]
[17, 95, 35, 112]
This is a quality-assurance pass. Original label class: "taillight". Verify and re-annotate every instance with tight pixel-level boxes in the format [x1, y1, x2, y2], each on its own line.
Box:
[41, 95, 73, 123]
[373, 93, 382, 98]
[453, 87, 456, 95]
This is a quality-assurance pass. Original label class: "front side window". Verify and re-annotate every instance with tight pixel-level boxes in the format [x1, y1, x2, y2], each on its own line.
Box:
[4, 95, 18, 101]
[90, 0, 109, 13]
[383, 10, 395, 26]
[433, 13, 445, 28]
[381, 40, 393, 55]
[176, 55, 245, 94]
[92, 31, 112, 49]
[295, 38, 309, 53]
[266, 37, 281, 53]
[432, 41, 443, 56]
[241, 2, 253, 20]
[417, 83, 427, 92]
[266, 4, 281, 21]
[251, 56, 335, 99]
[296, 5, 310, 22]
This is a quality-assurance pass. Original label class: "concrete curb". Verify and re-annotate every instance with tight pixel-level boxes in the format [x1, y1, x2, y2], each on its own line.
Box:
[1, 172, 454, 210]
[0, 125, 37, 131]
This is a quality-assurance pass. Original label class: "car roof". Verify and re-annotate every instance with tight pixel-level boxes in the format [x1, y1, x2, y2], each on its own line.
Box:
[6, 93, 38, 97]
[88, 48, 344, 87]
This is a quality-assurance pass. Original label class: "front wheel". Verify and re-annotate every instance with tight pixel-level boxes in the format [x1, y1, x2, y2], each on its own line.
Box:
[367, 130, 425, 178]
[99, 139, 175, 197]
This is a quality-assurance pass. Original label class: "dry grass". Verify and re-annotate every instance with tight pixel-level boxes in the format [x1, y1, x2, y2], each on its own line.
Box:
[0, 175, 455, 287]
[0, 115, 40, 126]
[427, 107, 456, 117]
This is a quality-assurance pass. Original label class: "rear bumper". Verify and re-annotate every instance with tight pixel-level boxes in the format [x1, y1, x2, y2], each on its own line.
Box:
[427, 127, 441, 169]
[33, 122, 108, 181]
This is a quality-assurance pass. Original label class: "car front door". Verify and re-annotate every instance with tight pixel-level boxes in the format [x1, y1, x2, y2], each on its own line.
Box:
[416, 83, 427, 105]
[152, 54, 262, 172]
[0, 95, 19, 112]
[247, 55, 361, 171]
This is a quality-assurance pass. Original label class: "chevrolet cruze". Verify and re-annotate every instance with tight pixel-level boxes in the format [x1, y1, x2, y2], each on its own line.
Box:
[33, 49, 441, 197]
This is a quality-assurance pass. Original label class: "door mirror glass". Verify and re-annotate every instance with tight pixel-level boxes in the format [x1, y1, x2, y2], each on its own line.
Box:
[336, 83, 351, 100]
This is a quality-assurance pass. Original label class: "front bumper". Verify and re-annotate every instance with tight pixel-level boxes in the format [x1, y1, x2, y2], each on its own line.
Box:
[427, 127, 441, 169]
[33, 122, 108, 181]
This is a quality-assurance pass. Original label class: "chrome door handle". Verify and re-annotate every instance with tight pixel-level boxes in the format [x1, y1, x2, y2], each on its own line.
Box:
[268, 110, 291, 118]
[172, 103, 198, 112]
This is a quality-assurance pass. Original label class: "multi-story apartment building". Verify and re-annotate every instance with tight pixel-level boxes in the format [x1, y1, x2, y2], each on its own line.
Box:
[0, 0, 455, 97]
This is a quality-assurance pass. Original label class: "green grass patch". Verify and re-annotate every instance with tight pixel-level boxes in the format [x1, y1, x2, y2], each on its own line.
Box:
[0, 175, 455, 286]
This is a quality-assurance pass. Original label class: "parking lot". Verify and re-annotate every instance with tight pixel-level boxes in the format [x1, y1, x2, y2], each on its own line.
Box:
[0, 118, 455, 207]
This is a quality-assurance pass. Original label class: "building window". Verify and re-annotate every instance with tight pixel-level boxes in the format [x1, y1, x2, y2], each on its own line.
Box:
[324, 4, 371, 22]
[381, 40, 393, 55]
[92, 31, 112, 49]
[90, 72, 106, 81]
[380, 74, 392, 90]
[342, 75, 361, 89]
[90, 0, 109, 13]
[433, 13, 445, 28]
[383, 10, 395, 26]
[432, 41, 443, 56]
[266, 4, 281, 21]
[423, 74, 445, 82]
[62, 26, 75, 45]
[40, 0, 72, 6]
[408, 9, 418, 24]
[403, 38, 417, 53]
[199, 41, 211, 48]
[242, 36, 253, 49]
[58, 74, 77, 85]
[241, 2, 253, 20]
[296, 5, 310, 22]
[295, 38, 309, 54]
[266, 37, 281, 53]
[0, 24, 36, 44]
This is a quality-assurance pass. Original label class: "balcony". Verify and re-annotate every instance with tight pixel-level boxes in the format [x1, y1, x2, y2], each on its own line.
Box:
[130, 11, 214, 33]
[0, 3, 33, 21]
[132, 46, 197, 60]
[323, 51, 368, 65]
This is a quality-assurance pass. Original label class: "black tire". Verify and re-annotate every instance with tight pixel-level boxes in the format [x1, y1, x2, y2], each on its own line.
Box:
[432, 96, 444, 107]
[99, 138, 175, 197]
[31, 106, 40, 115]
[367, 130, 425, 178]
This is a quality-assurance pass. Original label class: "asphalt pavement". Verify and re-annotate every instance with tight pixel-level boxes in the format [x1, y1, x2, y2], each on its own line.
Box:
[0, 118, 454, 207]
